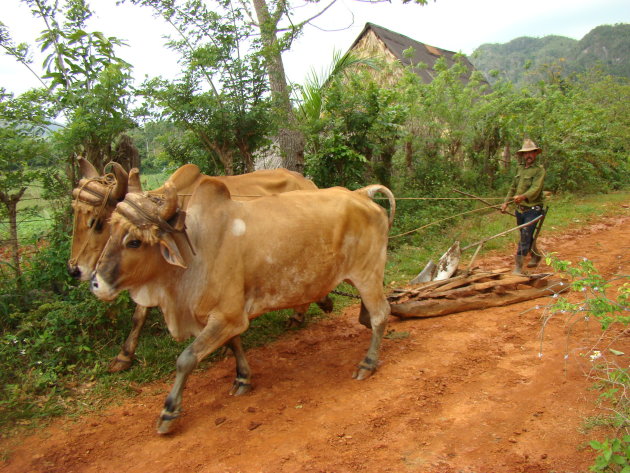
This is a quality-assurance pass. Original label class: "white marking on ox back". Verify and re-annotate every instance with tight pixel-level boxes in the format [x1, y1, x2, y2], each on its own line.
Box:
[231, 219, 246, 236]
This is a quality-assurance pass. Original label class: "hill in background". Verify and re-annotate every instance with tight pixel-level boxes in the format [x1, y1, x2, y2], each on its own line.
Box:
[470, 23, 630, 86]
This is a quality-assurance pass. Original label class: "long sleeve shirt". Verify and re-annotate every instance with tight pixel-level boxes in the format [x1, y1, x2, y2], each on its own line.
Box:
[504, 163, 546, 207]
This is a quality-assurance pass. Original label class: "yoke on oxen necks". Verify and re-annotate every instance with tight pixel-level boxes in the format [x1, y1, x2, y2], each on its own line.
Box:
[68, 157, 128, 279]
[111, 169, 195, 268]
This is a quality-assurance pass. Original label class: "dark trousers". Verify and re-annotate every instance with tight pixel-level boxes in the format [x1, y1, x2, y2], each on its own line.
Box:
[515, 206, 543, 257]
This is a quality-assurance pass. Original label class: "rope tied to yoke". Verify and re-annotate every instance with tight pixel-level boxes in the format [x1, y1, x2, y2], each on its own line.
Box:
[69, 174, 117, 266]
[115, 192, 197, 256]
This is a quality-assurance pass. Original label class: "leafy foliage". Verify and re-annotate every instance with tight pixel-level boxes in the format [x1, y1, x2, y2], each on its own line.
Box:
[134, 0, 273, 175]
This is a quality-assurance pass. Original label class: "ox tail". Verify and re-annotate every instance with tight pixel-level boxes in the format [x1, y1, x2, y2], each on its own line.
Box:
[355, 185, 396, 230]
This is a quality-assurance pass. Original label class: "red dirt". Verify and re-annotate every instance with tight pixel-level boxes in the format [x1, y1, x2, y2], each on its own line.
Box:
[1, 213, 629, 473]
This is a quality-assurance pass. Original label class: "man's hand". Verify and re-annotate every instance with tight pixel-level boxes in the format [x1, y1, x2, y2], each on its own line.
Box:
[500, 202, 509, 214]
[513, 194, 525, 204]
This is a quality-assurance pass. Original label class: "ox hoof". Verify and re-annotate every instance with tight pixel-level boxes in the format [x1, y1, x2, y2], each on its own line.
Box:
[229, 380, 252, 396]
[108, 356, 133, 373]
[352, 367, 376, 380]
[285, 314, 305, 329]
[352, 360, 377, 380]
[156, 410, 180, 435]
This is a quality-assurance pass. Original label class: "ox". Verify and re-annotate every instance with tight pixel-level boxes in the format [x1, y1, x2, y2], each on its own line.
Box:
[90, 170, 395, 434]
[68, 158, 326, 372]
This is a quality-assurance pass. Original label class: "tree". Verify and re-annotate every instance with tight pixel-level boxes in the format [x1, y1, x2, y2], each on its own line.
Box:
[251, 0, 429, 172]
[1, 0, 135, 174]
[303, 65, 407, 188]
[0, 90, 53, 289]
[132, 0, 273, 175]
[127, 0, 430, 172]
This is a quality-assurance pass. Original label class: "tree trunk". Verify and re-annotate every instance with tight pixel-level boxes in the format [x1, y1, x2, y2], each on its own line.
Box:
[251, 0, 305, 173]
[0, 188, 26, 289]
[113, 134, 141, 171]
[84, 141, 104, 173]
[405, 139, 414, 173]
[502, 144, 511, 169]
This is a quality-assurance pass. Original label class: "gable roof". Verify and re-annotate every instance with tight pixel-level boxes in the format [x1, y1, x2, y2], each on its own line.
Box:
[349, 23, 481, 84]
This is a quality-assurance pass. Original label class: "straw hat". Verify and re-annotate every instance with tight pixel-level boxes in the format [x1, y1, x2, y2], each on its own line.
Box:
[517, 138, 542, 154]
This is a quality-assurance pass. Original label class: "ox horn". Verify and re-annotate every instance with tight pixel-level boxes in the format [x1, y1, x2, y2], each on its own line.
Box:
[107, 162, 129, 200]
[78, 156, 99, 179]
[158, 182, 179, 222]
[127, 168, 143, 194]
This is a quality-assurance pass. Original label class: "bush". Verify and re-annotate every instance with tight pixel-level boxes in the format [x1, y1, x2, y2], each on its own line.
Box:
[0, 286, 136, 428]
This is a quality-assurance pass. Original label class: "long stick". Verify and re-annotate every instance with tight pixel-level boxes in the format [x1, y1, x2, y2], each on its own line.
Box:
[453, 188, 515, 217]
[461, 215, 544, 251]
[530, 206, 549, 257]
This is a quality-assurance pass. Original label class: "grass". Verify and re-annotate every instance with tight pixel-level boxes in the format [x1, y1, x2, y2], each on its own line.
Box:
[1, 189, 628, 438]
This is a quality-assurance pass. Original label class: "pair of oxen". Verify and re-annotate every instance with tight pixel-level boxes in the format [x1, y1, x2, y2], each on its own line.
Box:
[68, 158, 395, 434]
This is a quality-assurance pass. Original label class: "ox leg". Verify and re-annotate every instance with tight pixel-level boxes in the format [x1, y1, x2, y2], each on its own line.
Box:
[286, 303, 310, 328]
[358, 302, 371, 329]
[353, 293, 390, 381]
[316, 295, 334, 314]
[287, 296, 334, 328]
[108, 305, 150, 372]
[157, 317, 247, 435]
[227, 336, 252, 396]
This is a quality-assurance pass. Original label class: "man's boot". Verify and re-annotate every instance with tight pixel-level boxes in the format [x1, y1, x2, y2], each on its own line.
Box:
[528, 244, 542, 268]
[528, 253, 542, 268]
[513, 255, 525, 275]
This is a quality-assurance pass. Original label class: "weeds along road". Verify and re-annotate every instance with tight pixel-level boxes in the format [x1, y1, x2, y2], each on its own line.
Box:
[1, 211, 629, 473]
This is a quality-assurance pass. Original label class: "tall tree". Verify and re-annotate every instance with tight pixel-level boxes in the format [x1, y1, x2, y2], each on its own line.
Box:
[0, 89, 53, 289]
[129, 0, 429, 171]
[1, 0, 135, 173]
[132, 0, 272, 175]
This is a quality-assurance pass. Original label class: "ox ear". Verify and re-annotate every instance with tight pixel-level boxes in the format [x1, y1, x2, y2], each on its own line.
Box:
[159, 233, 187, 268]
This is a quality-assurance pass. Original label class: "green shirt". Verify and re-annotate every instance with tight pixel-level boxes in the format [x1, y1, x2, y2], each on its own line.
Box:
[504, 163, 546, 207]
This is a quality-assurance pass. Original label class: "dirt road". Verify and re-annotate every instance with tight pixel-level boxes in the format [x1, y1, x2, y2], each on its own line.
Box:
[2, 214, 628, 473]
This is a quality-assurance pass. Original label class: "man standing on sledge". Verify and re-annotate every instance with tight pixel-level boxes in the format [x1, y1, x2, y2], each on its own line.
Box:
[501, 139, 546, 275]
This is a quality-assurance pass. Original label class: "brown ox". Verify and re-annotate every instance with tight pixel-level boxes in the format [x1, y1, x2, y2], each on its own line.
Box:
[68, 158, 324, 372]
[90, 171, 395, 434]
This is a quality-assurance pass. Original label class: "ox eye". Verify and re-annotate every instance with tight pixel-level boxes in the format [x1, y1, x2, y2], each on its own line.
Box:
[87, 218, 104, 233]
[126, 239, 142, 249]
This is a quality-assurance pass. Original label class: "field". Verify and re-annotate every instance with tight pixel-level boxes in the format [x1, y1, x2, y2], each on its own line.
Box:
[0, 201, 628, 472]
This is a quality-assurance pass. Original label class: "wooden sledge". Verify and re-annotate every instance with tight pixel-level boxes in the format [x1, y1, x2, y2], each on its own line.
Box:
[388, 268, 568, 319]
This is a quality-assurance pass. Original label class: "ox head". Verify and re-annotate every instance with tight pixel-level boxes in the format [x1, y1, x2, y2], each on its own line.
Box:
[68, 157, 128, 280]
[90, 169, 190, 302]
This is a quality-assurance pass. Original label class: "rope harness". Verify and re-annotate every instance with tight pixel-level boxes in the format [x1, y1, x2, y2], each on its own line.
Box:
[69, 174, 117, 267]
[117, 195, 196, 256]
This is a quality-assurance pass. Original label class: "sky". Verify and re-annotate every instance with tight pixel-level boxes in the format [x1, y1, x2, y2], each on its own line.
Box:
[1, 0, 628, 96]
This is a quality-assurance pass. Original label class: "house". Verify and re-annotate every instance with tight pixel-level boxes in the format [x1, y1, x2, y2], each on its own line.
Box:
[348, 22, 483, 85]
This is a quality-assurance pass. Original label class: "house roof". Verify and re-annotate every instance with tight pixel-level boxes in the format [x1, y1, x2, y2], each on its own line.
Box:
[349, 22, 481, 84]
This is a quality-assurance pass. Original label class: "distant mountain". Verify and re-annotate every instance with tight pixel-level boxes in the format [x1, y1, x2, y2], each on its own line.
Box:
[470, 23, 630, 86]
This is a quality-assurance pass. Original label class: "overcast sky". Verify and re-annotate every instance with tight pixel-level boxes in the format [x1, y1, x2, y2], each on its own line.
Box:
[1, 0, 628, 96]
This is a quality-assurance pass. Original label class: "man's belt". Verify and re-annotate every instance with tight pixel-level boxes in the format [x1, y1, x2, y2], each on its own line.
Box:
[517, 205, 542, 212]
